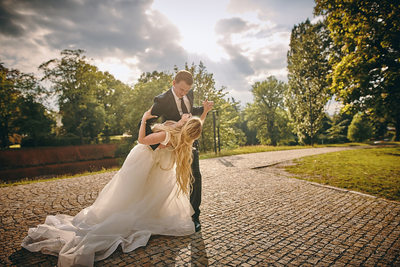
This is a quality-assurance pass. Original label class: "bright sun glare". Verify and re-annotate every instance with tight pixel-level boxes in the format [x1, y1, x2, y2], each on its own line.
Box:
[151, 0, 231, 61]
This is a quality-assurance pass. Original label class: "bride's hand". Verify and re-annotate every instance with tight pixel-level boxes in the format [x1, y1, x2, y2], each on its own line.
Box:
[177, 113, 192, 127]
[142, 108, 157, 123]
[181, 113, 192, 121]
[202, 100, 214, 113]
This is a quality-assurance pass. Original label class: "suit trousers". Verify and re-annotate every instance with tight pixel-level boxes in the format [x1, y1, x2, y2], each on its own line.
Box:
[190, 147, 201, 221]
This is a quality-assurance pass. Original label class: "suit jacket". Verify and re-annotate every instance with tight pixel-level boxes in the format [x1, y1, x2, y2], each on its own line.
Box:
[145, 87, 204, 150]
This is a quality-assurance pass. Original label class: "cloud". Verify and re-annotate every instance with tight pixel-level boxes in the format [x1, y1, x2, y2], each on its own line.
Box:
[215, 17, 250, 35]
[227, 0, 315, 29]
[0, 0, 186, 74]
[207, 0, 315, 104]
[0, 0, 317, 107]
[211, 15, 292, 104]
[0, 1, 25, 36]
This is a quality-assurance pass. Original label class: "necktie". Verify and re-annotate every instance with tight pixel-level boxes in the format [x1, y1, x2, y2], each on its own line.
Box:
[180, 97, 189, 114]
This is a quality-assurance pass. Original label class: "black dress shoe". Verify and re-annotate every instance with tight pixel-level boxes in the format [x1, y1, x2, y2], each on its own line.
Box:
[194, 220, 201, 232]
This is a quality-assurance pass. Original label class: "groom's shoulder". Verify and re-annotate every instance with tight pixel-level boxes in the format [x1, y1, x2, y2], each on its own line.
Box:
[154, 88, 172, 101]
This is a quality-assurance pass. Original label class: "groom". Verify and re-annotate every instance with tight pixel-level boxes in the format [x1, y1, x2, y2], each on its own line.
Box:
[144, 70, 213, 232]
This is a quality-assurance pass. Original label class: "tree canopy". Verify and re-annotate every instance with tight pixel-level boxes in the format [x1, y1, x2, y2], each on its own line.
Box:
[39, 49, 133, 143]
[182, 62, 246, 151]
[0, 63, 53, 148]
[245, 76, 292, 146]
[315, 0, 400, 140]
[287, 20, 332, 145]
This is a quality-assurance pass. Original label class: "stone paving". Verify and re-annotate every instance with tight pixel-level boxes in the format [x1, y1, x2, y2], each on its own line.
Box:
[1, 147, 399, 266]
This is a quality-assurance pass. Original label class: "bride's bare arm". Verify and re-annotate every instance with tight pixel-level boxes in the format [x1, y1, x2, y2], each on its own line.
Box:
[200, 100, 214, 122]
[138, 109, 167, 145]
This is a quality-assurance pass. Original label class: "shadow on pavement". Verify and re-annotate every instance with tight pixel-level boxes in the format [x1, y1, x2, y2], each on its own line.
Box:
[9, 247, 57, 266]
[8, 230, 208, 266]
[190, 230, 209, 265]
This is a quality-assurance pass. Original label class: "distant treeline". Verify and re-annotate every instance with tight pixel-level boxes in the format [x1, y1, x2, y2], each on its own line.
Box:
[1, 0, 399, 152]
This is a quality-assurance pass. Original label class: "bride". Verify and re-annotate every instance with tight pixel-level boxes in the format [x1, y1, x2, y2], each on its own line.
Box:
[21, 105, 212, 267]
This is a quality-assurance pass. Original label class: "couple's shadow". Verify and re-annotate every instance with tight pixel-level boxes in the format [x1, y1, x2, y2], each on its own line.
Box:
[135, 230, 209, 266]
[101, 230, 209, 266]
[10, 231, 208, 266]
[187, 230, 209, 265]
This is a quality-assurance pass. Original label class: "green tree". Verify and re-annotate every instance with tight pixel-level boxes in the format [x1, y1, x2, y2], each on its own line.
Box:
[315, 0, 400, 140]
[316, 113, 332, 144]
[39, 49, 106, 143]
[216, 96, 246, 150]
[0, 63, 53, 148]
[95, 71, 133, 138]
[245, 76, 291, 146]
[181, 62, 245, 151]
[15, 96, 55, 147]
[347, 113, 373, 142]
[370, 116, 389, 141]
[238, 113, 259, 145]
[287, 20, 332, 145]
[325, 112, 351, 143]
[0, 63, 19, 148]
[122, 71, 173, 140]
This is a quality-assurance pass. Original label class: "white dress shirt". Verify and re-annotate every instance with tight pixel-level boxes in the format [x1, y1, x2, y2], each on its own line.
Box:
[171, 87, 191, 116]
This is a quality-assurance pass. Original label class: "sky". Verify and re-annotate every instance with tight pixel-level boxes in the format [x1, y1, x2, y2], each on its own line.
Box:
[1, 0, 338, 112]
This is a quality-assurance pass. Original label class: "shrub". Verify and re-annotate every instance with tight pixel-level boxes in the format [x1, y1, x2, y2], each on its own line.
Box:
[347, 113, 373, 142]
[115, 138, 136, 165]
[21, 133, 90, 147]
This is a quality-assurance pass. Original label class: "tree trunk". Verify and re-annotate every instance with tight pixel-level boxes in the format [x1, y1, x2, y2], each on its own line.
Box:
[267, 117, 277, 146]
[395, 116, 400, 141]
[0, 117, 9, 148]
[79, 129, 84, 145]
[201, 132, 206, 153]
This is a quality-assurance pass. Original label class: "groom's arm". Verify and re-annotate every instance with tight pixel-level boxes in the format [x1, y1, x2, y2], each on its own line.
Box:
[139, 95, 164, 137]
[142, 95, 166, 150]
[151, 96, 164, 119]
[188, 90, 204, 116]
[136, 96, 163, 151]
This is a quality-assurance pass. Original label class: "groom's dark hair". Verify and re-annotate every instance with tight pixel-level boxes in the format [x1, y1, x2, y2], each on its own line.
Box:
[175, 70, 193, 85]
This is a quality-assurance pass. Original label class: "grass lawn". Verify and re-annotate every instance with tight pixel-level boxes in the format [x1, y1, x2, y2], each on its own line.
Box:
[284, 146, 400, 201]
[0, 142, 390, 188]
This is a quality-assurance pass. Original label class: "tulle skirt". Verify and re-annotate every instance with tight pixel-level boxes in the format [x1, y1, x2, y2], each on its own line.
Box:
[21, 144, 195, 266]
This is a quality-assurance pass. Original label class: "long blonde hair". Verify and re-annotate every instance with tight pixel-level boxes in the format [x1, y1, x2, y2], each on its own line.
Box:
[152, 117, 202, 195]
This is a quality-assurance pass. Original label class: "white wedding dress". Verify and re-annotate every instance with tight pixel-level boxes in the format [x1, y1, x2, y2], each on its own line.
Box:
[21, 133, 195, 267]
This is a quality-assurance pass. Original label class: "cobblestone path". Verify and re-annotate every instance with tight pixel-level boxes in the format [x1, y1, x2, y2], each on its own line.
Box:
[1, 147, 399, 266]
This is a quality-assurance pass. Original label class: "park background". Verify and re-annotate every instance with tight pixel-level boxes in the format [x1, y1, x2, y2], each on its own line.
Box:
[0, 0, 399, 200]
